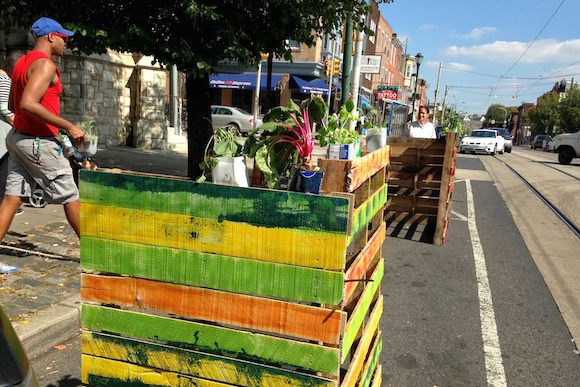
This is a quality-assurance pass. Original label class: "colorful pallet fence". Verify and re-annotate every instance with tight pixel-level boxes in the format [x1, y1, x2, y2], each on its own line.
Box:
[385, 133, 457, 245]
[79, 147, 388, 386]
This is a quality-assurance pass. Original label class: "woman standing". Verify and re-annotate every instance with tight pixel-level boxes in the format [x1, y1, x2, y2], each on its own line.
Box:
[402, 105, 437, 139]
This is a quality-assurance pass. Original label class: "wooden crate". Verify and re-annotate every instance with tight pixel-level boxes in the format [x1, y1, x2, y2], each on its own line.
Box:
[385, 133, 457, 245]
[78, 148, 388, 387]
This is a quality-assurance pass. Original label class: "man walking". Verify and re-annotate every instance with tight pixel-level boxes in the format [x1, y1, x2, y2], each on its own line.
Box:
[0, 17, 85, 273]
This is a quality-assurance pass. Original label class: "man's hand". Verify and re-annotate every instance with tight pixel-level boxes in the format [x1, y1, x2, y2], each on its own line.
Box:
[67, 125, 86, 147]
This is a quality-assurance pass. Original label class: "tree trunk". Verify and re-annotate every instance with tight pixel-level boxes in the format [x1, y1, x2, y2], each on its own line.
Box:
[186, 74, 213, 179]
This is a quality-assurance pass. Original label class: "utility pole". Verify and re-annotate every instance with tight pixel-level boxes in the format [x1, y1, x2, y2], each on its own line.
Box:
[433, 62, 442, 126]
[341, 15, 354, 104]
[349, 15, 365, 130]
[441, 85, 449, 125]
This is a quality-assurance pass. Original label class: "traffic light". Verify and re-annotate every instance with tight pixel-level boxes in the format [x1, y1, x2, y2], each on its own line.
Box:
[324, 60, 330, 77]
[333, 59, 340, 75]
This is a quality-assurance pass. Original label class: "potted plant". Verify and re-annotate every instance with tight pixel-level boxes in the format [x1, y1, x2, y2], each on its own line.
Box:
[317, 99, 361, 160]
[77, 120, 99, 156]
[362, 109, 387, 152]
[244, 96, 327, 191]
[198, 125, 248, 187]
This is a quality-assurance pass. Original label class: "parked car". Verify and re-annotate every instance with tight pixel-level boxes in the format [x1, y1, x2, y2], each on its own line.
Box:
[531, 134, 551, 150]
[459, 129, 505, 155]
[0, 305, 39, 386]
[547, 135, 558, 152]
[211, 105, 262, 134]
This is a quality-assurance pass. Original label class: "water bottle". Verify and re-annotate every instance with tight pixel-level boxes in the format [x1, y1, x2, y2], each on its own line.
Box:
[61, 135, 76, 157]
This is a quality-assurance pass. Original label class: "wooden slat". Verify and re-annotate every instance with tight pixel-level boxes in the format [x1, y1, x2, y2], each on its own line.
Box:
[82, 332, 336, 387]
[349, 184, 387, 244]
[370, 364, 382, 387]
[359, 331, 382, 387]
[340, 296, 383, 386]
[81, 274, 346, 344]
[81, 237, 344, 305]
[344, 223, 385, 302]
[82, 355, 232, 387]
[434, 132, 458, 245]
[80, 170, 350, 233]
[81, 203, 348, 271]
[342, 260, 384, 360]
[82, 305, 341, 376]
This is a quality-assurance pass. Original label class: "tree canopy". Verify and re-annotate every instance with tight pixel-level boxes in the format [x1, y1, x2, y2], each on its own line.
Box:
[2, 0, 394, 177]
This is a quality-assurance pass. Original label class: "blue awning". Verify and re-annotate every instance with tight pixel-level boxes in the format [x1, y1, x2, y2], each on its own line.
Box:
[290, 75, 330, 95]
[209, 73, 282, 90]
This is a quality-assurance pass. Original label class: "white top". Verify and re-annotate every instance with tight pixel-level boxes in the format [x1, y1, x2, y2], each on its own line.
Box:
[404, 120, 437, 139]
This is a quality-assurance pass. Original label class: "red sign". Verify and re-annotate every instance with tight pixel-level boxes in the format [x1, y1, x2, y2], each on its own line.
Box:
[376, 90, 398, 101]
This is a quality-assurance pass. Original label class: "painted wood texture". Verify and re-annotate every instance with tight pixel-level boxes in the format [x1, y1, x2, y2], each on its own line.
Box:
[81, 236, 344, 305]
[344, 222, 386, 302]
[318, 146, 390, 193]
[342, 259, 384, 361]
[82, 331, 336, 387]
[349, 184, 387, 244]
[82, 304, 340, 375]
[82, 355, 232, 386]
[81, 274, 346, 344]
[360, 332, 382, 387]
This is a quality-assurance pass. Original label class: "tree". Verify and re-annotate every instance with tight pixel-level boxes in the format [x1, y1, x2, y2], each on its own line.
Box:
[2, 0, 393, 178]
[441, 108, 463, 137]
[558, 87, 580, 133]
[484, 104, 509, 128]
[526, 92, 560, 136]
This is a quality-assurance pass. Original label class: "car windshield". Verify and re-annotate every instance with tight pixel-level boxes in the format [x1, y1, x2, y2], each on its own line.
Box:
[471, 131, 495, 138]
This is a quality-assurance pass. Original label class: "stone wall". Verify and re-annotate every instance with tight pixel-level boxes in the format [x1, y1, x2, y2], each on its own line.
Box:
[60, 51, 169, 149]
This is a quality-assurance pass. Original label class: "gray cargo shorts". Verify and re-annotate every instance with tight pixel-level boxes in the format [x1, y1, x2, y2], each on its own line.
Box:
[4, 128, 79, 204]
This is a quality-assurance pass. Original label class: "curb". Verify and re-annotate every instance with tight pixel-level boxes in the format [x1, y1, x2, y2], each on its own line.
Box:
[15, 294, 81, 359]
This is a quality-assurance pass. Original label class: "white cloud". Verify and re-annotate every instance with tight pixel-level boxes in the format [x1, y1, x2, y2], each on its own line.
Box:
[420, 24, 438, 31]
[445, 62, 475, 71]
[461, 27, 497, 39]
[444, 39, 580, 64]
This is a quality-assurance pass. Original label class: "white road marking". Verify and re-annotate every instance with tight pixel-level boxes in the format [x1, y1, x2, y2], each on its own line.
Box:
[452, 210, 468, 221]
[466, 179, 507, 387]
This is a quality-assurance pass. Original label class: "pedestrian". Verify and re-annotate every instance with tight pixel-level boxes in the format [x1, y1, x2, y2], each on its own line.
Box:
[0, 17, 85, 268]
[402, 105, 437, 139]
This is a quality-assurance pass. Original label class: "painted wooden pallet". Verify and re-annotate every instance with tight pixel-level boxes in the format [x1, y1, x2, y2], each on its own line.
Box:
[79, 147, 387, 387]
[386, 133, 457, 245]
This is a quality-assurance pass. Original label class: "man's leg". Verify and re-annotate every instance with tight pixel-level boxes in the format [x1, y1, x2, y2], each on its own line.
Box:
[0, 195, 24, 242]
[63, 199, 81, 238]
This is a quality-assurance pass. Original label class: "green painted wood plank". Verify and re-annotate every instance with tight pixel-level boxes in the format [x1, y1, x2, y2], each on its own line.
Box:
[82, 305, 340, 376]
[81, 237, 344, 304]
[342, 259, 384, 359]
[349, 184, 387, 244]
[79, 170, 349, 233]
[82, 331, 336, 387]
[361, 333, 382, 387]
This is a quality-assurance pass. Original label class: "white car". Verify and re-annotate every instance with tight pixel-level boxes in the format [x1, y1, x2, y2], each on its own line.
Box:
[211, 105, 262, 134]
[459, 129, 505, 155]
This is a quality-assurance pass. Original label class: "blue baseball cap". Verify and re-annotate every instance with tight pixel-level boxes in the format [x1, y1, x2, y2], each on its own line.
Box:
[31, 17, 74, 37]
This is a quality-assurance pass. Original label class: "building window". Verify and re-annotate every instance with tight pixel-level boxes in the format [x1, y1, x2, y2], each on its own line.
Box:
[286, 39, 301, 50]
[369, 20, 377, 44]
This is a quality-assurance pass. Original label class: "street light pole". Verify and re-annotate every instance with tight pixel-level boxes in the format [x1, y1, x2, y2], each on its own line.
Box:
[409, 52, 423, 122]
[498, 106, 507, 127]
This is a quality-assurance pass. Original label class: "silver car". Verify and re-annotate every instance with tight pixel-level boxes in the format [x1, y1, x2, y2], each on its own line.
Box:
[211, 105, 262, 134]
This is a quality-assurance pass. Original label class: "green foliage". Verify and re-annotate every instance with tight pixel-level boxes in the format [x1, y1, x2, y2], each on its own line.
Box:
[198, 125, 244, 181]
[484, 104, 510, 128]
[558, 87, 580, 133]
[243, 96, 327, 188]
[317, 99, 361, 146]
[526, 93, 560, 135]
[441, 108, 463, 137]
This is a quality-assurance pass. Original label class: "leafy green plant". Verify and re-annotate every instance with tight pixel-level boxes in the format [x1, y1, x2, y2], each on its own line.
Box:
[80, 120, 97, 136]
[198, 125, 244, 182]
[244, 96, 327, 188]
[317, 99, 361, 146]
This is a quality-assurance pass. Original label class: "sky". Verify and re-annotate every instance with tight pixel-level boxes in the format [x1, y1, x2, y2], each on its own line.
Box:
[378, 0, 580, 115]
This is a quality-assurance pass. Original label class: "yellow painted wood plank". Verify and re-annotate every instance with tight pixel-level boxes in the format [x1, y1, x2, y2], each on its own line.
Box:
[82, 355, 231, 386]
[82, 331, 336, 387]
[370, 364, 382, 387]
[341, 296, 383, 387]
[81, 203, 347, 271]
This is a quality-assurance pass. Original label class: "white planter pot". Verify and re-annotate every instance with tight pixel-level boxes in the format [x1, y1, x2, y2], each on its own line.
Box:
[212, 156, 249, 187]
[327, 144, 356, 160]
[77, 134, 98, 157]
[366, 128, 387, 152]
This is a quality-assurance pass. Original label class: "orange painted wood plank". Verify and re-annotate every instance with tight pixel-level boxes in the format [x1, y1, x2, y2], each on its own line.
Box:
[81, 274, 345, 344]
[344, 222, 386, 302]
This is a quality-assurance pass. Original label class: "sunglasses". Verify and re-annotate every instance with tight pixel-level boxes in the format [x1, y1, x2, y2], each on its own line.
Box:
[52, 32, 69, 44]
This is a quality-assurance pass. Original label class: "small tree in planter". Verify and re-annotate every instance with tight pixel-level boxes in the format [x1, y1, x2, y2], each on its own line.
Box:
[244, 96, 327, 189]
[198, 125, 248, 186]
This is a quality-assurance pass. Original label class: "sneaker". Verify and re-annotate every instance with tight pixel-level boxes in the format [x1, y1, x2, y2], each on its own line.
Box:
[0, 263, 19, 274]
[15, 208, 24, 216]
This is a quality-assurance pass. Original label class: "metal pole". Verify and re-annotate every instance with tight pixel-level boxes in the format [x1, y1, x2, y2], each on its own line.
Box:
[341, 15, 353, 104]
[253, 60, 262, 131]
[433, 62, 442, 126]
[326, 50, 334, 125]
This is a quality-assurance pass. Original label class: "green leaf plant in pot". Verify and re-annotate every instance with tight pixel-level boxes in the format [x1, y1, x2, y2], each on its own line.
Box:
[244, 96, 327, 191]
[198, 125, 248, 187]
[317, 99, 361, 160]
[362, 108, 387, 152]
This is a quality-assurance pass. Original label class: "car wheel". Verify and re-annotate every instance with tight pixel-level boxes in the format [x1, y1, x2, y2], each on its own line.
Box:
[227, 123, 240, 132]
[490, 146, 496, 156]
[459, 150, 465, 154]
[558, 148, 574, 165]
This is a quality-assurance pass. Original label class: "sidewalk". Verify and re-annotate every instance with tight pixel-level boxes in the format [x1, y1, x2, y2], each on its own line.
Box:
[0, 136, 191, 357]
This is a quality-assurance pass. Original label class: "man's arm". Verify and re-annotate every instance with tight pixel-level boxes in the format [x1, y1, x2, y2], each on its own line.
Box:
[19, 58, 85, 145]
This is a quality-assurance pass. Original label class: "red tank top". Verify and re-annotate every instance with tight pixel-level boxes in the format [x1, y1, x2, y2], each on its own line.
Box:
[12, 50, 62, 136]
